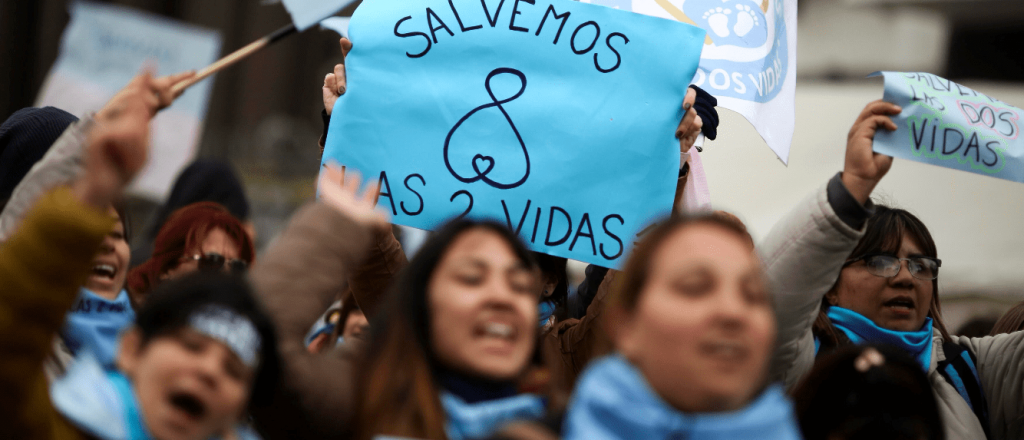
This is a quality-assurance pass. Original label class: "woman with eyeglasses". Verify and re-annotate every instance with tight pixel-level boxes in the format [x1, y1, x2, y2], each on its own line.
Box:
[128, 159, 255, 270]
[128, 201, 254, 306]
[763, 100, 1024, 440]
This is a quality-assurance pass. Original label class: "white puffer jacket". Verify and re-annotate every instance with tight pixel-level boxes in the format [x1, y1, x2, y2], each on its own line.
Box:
[761, 180, 1024, 440]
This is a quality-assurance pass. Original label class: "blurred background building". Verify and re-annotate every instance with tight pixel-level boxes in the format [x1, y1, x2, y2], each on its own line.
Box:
[2, 0, 1022, 333]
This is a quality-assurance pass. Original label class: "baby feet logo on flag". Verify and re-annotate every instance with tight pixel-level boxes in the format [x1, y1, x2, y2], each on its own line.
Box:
[694, 1, 768, 54]
[590, 0, 797, 163]
[683, 0, 786, 103]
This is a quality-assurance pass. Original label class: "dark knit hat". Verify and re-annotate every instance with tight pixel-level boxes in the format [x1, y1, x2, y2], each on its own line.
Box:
[144, 159, 250, 240]
[0, 107, 79, 207]
[129, 161, 252, 270]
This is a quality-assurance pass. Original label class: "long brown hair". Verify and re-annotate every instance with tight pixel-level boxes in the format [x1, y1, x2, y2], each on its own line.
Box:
[352, 219, 538, 440]
[607, 213, 755, 316]
[814, 205, 952, 348]
[990, 301, 1024, 335]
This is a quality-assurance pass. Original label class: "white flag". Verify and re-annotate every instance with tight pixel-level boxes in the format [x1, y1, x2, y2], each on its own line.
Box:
[598, 0, 798, 164]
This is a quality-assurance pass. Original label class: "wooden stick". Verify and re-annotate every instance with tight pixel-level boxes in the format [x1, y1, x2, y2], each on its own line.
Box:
[172, 23, 297, 96]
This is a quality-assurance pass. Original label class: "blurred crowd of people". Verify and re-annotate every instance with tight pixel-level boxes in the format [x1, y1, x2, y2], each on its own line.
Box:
[1, 37, 1022, 440]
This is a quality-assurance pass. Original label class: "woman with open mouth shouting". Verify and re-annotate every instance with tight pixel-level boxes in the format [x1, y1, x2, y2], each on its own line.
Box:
[762, 100, 1024, 440]
[0, 71, 194, 378]
[0, 70, 278, 440]
[249, 164, 551, 440]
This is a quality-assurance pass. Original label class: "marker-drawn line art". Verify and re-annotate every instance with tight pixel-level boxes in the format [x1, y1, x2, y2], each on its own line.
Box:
[443, 67, 531, 190]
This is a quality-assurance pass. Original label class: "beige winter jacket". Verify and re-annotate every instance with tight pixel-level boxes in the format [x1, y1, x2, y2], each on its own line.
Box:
[761, 180, 1024, 440]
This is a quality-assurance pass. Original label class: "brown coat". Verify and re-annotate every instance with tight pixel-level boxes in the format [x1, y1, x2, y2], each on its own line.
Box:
[248, 202, 402, 439]
[541, 270, 617, 395]
[0, 188, 115, 440]
[345, 225, 407, 319]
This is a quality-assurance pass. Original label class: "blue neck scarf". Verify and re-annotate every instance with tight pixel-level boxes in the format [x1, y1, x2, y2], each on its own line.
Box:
[108, 373, 154, 440]
[61, 288, 135, 368]
[564, 355, 802, 440]
[439, 371, 545, 440]
[827, 306, 934, 371]
[538, 300, 556, 327]
[50, 354, 153, 440]
[441, 391, 546, 440]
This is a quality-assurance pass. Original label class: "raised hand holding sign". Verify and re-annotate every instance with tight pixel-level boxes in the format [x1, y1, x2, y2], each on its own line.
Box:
[871, 72, 1024, 185]
[324, 0, 705, 268]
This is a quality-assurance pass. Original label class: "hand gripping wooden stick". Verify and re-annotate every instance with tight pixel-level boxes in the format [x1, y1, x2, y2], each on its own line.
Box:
[171, 23, 298, 96]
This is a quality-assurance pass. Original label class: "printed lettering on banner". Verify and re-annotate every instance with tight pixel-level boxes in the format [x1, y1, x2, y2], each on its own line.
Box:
[598, 0, 798, 163]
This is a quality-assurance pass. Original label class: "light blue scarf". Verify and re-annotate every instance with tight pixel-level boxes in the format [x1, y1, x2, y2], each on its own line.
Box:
[61, 287, 135, 368]
[827, 306, 934, 371]
[441, 391, 546, 440]
[51, 354, 153, 440]
[564, 355, 802, 440]
[537, 300, 556, 326]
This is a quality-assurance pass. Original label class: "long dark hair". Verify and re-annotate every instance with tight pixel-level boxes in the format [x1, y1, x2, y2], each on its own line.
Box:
[815, 205, 952, 349]
[352, 218, 538, 440]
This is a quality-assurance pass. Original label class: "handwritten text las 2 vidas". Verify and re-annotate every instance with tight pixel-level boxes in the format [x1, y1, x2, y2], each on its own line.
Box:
[872, 72, 1024, 184]
[323, 0, 704, 267]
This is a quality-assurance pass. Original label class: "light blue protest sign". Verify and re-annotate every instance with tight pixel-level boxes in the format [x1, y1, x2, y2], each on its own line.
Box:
[282, 0, 358, 31]
[323, 0, 705, 267]
[872, 72, 1024, 184]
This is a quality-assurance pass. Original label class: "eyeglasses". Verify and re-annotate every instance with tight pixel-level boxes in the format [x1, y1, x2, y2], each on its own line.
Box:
[189, 253, 248, 274]
[842, 254, 941, 281]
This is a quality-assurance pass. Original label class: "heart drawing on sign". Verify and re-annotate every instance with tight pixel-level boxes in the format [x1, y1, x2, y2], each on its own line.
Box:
[443, 67, 531, 190]
[472, 154, 496, 176]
